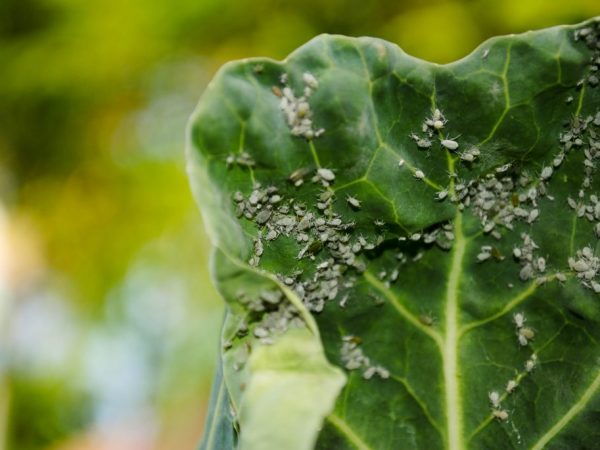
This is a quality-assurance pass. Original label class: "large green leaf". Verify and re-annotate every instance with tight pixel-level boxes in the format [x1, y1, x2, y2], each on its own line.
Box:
[188, 17, 600, 450]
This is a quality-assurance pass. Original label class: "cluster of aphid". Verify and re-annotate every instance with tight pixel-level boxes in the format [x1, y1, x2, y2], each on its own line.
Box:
[275, 72, 325, 139]
[512, 233, 552, 282]
[513, 312, 535, 347]
[223, 291, 307, 352]
[398, 222, 455, 251]
[487, 353, 538, 422]
[459, 171, 542, 239]
[252, 302, 306, 346]
[574, 20, 600, 88]
[569, 246, 600, 293]
[232, 168, 390, 335]
[340, 335, 390, 380]
[408, 109, 477, 178]
[226, 151, 256, 168]
[486, 312, 540, 422]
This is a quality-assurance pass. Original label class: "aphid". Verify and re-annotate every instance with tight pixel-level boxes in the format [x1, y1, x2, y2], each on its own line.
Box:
[519, 263, 534, 281]
[540, 166, 553, 180]
[536, 257, 546, 272]
[506, 380, 518, 394]
[339, 295, 348, 308]
[317, 168, 335, 182]
[255, 209, 272, 225]
[303, 72, 319, 89]
[416, 138, 432, 149]
[440, 138, 459, 151]
[569, 258, 590, 272]
[419, 314, 435, 326]
[525, 355, 537, 372]
[436, 190, 448, 201]
[461, 152, 475, 162]
[477, 251, 491, 262]
[492, 409, 509, 421]
[483, 222, 495, 233]
[553, 152, 565, 167]
[496, 163, 511, 173]
[488, 391, 501, 408]
[253, 326, 269, 338]
[513, 312, 526, 328]
[376, 366, 390, 379]
[346, 195, 361, 209]
[433, 120, 445, 130]
[519, 327, 535, 340]
[527, 209, 539, 224]
[363, 366, 377, 380]
[414, 170, 425, 180]
[288, 167, 309, 185]
[517, 333, 529, 346]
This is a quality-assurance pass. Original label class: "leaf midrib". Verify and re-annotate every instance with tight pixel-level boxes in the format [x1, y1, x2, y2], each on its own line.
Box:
[443, 211, 466, 450]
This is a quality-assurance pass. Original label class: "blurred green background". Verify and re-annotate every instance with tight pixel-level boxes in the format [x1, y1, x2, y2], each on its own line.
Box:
[1, 1, 599, 449]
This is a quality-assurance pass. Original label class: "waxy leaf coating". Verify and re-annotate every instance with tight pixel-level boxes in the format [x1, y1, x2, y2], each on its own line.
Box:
[189, 18, 600, 450]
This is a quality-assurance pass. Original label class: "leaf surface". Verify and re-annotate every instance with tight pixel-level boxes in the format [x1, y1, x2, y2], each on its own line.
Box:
[189, 18, 600, 450]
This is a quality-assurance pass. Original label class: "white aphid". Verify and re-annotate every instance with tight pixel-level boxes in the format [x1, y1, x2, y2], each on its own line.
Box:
[506, 380, 518, 394]
[519, 327, 535, 340]
[482, 48, 490, 59]
[346, 195, 361, 209]
[518, 333, 529, 346]
[537, 257, 546, 272]
[525, 355, 537, 372]
[436, 190, 448, 201]
[302, 72, 319, 89]
[540, 166, 553, 180]
[488, 391, 501, 408]
[398, 159, 405, 167]
[441, 138, 459, 150]
[513, 312, 526, 328]
[513, 247, 522, 259]
[414, 170, 425, 180]
[493, 409, 509, 421]
[317, 168, 335, 181]
[527, 209, 539, 224]
[433, 120, 445, 129]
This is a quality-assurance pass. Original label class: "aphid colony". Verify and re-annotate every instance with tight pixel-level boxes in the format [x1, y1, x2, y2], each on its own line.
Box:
[513, 311, 535, 347]
[486, 354, 539, 421]
[484, 312, 540, 422]
[398, 222, 455, 251]
[340, 335, 390, 380]
[230, 168, 396, 351]
[226, 151, 256, 168]
[574, 21, 600, 88]
[511, 233, 549, 282]
[569, 246, 600, 293]
[275, 72, 325, 140]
